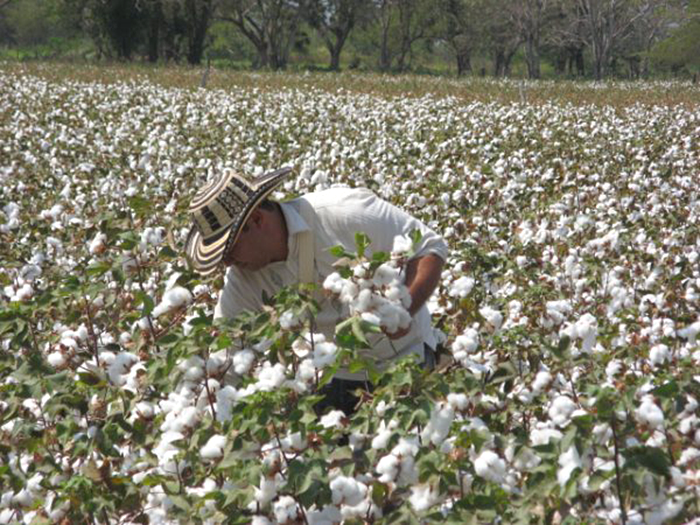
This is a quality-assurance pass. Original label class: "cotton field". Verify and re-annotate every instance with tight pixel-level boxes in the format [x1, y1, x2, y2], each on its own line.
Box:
[1, 65, 700, 523]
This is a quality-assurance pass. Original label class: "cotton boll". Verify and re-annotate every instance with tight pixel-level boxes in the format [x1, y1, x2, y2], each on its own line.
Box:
[447, 393, 469, 411]
[677, 320, 700, 344]
[373, 263, 400, 288]
[449, 276, 475, 298]
[649, 344, 670, 367]
[307, 505, 342, 524]
[371, 419, 398, 450]
[330, 476, 367, 507]
[312, 341, 338, 368]
[421, 401, 454, 446]
[320, 410, 346, 429]
[339, 280, 359, 303]
[574, 313, 598, 353]
[232, 349, 255, 375]
[178, 356, 205, 382]
[152, 286, 193, 317]
[88, 232, 107, 255]
[531, 371, 552, 394]
[323, 272, 344, 294]
[353, 289, 373, 312]
[474, 450, 506, 484]
[280, 432, 306, 452]
[452, 328, 479, 363]
[376, 453, 400, 483]
[273, 495, 298, 523]
[636, 396, 664, 429]
[409, 483, 440, 512]
[200, 434, 227, 461]
[279, 310, 299, 330]
[557, 445, 582, 486]
[255, 363, 287, 391]
[606, 359, 623, 378]
[254, 475, 278, 507]
[107, 352, 139, 386]
[361, 311, 382, 326]
[352, 264, 368, 279]
[47, 351, 67, 368]
[548, 396, 577, 427]
[392, 235, 413, 255]
[644, 499, 684, 525]
[479, 305, 503, 332]
[135, 401, 155, 419]
[12, 488, 35, 507]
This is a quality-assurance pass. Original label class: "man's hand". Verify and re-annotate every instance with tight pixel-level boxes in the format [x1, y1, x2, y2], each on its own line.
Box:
[383, 253, 444, 340]
[385, 324, 411, 340]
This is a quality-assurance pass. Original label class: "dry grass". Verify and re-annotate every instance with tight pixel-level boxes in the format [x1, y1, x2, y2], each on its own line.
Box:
[2, 60, 699, 107]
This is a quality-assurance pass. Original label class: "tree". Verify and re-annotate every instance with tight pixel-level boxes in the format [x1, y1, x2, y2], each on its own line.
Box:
[569, 0, 644, 80]
[510, 0, 557, 79]
[218, 0, 306, 69]
[306, 0, 369, 70]
[366, 0, 438, 72]
[394, 0, 439, 71]
[438, 0, 481, 75]
[483, 0, 522, 76]
[183, 0, 216, 64]
[649, 0, 700, 74]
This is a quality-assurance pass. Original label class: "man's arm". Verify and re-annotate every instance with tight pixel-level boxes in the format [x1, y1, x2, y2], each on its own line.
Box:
[386, 253, 444, 339]
[404, 253, 444, 317]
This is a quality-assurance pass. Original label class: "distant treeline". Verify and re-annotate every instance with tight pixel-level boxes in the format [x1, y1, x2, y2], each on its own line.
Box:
[0, 0, 698, 79]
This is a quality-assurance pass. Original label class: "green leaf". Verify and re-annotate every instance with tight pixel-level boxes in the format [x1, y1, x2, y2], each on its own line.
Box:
[86, 261, 111, 277]
[552, 335, 570, 359]
[651, 380, 679, 399]
[134, 291, 154, 316]
[595, 390, 615, 421]
[623, 446, 671, 477]
[329, 245, 352, 258]
[409, 229, 422, 247]
[159, 246, 178, 258]
[355, 232, 370, 258]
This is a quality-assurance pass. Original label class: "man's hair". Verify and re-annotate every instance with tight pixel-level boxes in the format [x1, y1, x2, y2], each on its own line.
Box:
[241, 198, 277, 233]
[258, 198, 276, 211]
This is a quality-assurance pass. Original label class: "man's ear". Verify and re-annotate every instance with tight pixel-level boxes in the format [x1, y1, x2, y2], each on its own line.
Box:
[248, 208, 264, 228]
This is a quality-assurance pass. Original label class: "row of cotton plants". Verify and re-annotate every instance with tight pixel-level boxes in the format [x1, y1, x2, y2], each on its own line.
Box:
[1, 67, 699, 523]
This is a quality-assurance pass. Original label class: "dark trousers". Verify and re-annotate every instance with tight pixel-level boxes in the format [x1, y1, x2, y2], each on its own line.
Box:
[315, 345, 436, 416]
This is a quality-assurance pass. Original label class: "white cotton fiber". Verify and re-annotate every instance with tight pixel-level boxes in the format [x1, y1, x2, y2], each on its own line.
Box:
[449, 276, 475, 298]
[636, 395, 665, 429]
[152, 286, 193, 317]
[200, 434, 227, 461]
[557, 445, 582, 486]
[548, 395, 577, 427]
[474, 450, 506, 484]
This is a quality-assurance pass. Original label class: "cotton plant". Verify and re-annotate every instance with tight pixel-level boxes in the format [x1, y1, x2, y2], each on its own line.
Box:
[2, 68, 700, 522]
[322, 231, 416, 338]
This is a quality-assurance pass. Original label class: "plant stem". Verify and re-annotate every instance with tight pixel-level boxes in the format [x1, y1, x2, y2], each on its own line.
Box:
[610, 414, 627, 525]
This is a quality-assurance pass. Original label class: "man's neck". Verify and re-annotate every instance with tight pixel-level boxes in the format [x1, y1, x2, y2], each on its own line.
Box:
[272, 202, 289, 263]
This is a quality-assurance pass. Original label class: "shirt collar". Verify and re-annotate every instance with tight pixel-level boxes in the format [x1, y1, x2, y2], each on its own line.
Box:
[279, 200, 310, 262]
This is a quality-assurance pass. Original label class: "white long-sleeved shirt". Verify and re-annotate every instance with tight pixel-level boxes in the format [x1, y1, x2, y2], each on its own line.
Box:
[215, 187, 448, 379]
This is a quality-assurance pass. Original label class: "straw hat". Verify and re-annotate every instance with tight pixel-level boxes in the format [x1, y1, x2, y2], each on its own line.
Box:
[185, 167, 292, 275]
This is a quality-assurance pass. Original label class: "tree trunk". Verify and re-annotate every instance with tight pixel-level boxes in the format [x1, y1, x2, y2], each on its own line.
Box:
[494, 50, 504, 77]
[147, 0, 162, 63]
[186, 0, 211, 65]
[456, 51, 471, 76]
[329, 45, 342, 70]
[250, 41, 267, 68]
[525, 35, 540, 79]
[379, 26, 391, 71]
